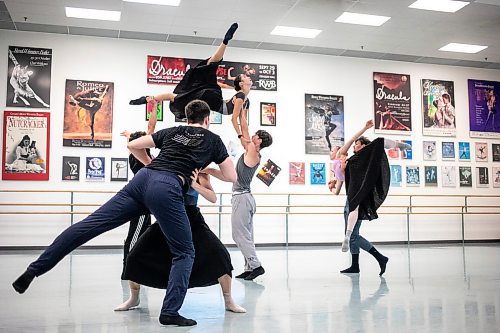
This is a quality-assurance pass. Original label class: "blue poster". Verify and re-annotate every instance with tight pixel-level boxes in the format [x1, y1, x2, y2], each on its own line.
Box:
[310, 162, 326, 185]
[86, 157, 105, 181]
[442, 142, 455, 160]
[390, 165, 402, 187]
[458, 142, 470, 161]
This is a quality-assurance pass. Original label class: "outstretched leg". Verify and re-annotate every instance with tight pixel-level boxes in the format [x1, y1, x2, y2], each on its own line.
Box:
[208, 23, 238, 64]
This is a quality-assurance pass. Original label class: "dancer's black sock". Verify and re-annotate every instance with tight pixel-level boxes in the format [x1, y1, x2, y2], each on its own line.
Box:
[12, 270, 36, 294]
[244, 266, 265, 280]
[159, 314, 197, 326]
[223, 23, 238, 45]
[340, 254, 360, 274]
[235, 271, 252, 279]
[369, 247, 389, 276]
[129, 96, 148, 105]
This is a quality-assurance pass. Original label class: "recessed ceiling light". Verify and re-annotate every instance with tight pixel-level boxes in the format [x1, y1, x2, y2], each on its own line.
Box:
[123, 0, 181, 6]
[65, 7, 121, 21]
[334, 12, 390, 26]
[439, 43, 487, 53]
[409, 0, 469, 13]
[270, 26, 322, 39]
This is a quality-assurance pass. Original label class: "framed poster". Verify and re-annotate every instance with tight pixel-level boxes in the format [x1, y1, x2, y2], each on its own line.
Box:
[493, 143, 500, 162]
[289, 162, 305, 185]
[256, 159, 281, 186]
[310, 162, 326, 185]
[7, 46, 51, 109]
[476, 167, 489, 187]
[63, 79, 114, 148]
[459, 166, 472, 187]
[373, 72, 411, 134]
[260, 102, 276, 126]
[441, 142, 455, 160]
[424, 166, 438, 187]
[458, 142, 471, 161]
[441, 166, 456, 187]
[111, 158, 129, 181]
[145, 101, 163, 121]
[386, 139, 412, 160]
[86, 157, 105, 181]
[493, 167, 500, 188]
[421, 79, 455, 136]
[468, 79, 499, 139]
[475, 142, 488, 162]
[390, 165, 402, 187]
[62, 156, 80, 181]
[210, 111, 222, 125]
[423, 141, 437, 161]
[3, 111, 50, 180]
[406, 166, 420, 186]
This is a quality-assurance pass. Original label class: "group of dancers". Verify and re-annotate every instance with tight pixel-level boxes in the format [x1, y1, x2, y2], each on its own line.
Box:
[12, 23, 392, 327]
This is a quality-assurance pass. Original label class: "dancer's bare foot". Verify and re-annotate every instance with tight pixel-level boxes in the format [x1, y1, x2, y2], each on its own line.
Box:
[224, 293, 246, 313]
[114, 296, 139, 311]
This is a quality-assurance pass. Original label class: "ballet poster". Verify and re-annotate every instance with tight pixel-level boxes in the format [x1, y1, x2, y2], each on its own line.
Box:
[476, 167, 489, 187]
[493, 143, 500, 162]
[85, 157, 105, 181]
[309, 162, 326, 185]
[459, 166, 472, 187]
[493, 167, 500, 188]
[458, 142, 471, 161]
[145, 101, 163, 122]
[441, 142, 455, 160]
[373, 72, 412, 134]
[422, 141, 437, 161]
[475, 142, 488, 162]
[386, 140, 412, 160]
[63, 79, 114, 148]
[2, 111, 50, 180]
[111, 158, 128, 181]
[442, 166, 456, 187]
[421, 79, 456, 137]
[256, 159, 281, 186]
[6, 46, 52, 109]
[62, 156, 80, 181]
[147, 56, 278, 91]
[406, 166, 420, 186]
[260, 102, 276, 126]
[390, 165, 402, 187]
[305, 94, 344, 155]
[289, 162, 305, 185]
[468, 79, 499, 139]
[424, 166, 438, 187]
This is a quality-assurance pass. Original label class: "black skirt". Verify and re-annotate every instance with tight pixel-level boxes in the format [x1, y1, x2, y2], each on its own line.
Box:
[170, 59, 223, 119]
[123, 205, 233, 289]
[345, 137, 390, 221]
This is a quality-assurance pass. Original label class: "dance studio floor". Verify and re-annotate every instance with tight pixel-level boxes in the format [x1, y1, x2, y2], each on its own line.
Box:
[1, 244, 499, 332]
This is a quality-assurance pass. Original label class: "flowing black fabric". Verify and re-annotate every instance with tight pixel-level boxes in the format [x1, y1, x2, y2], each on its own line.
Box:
[345, 137, 390, 221]
[170, 59, 223, 118]
[123, 205, 232, 289]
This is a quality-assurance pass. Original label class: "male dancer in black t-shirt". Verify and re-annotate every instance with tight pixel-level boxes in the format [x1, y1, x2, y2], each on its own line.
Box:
[12, 100, 236, 327]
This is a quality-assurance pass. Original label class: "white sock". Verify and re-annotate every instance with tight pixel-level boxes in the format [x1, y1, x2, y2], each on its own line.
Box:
[114, 288, 140, 311]
[223, 293, 246, 313]
[342, 230, 352, 252]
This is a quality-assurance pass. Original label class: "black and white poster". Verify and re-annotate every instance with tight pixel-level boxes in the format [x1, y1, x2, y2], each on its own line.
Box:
[62, 156, 80, 181]
[7, 46, 51, 109]
[459, 166, 472, 187]
[111, 158, 128, 181]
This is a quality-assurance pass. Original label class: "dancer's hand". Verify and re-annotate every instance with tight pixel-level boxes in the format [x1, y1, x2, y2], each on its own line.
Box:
[120, 130, 131, 139]
[190, 168, 200, 185]
[365, 120, 374, 129]
[146, 96, 157, 104]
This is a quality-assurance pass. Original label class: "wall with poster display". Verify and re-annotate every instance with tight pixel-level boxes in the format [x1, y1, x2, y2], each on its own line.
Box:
[1, 29, 500, 247]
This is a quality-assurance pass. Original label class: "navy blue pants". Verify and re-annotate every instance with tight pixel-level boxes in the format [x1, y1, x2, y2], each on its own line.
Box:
[27, 168, 194, 316]
[343, 201, 373, 254]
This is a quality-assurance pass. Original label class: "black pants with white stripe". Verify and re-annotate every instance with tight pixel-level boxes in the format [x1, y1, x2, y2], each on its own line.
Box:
[121, 213, 152, 279]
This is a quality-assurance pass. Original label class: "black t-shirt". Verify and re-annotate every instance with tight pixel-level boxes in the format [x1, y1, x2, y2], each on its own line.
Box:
[147, 126, 229, 185]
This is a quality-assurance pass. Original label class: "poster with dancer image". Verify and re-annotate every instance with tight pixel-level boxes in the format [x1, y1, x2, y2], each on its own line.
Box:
[63, 79, 114, 148]
[386, 140, 412, 160]
[423, 141, 437, 161]
[406, 166, 420, 186]
[458, 142, 471, 161]
[441, 142, 455, 160]
[441, 166, 456, 187]
[310, 162, 326, 185]
[493, 167, 500, 188]
[289, 162, 305, 185]
[305, 94, 344, 154]
[256, 159, 281, 186]
[421, 79, 456, 136]
[493, 144, 500, 162]
[468, 79, 499, 138]
[260, 102, 276, 126]
[6, 46, 51, 109]
[373, 72, 411, 134]
[62, 156, 80, 181]
[86, 157, 105, 181]
[111, 158, 128, 181]
[424, 166, 438, 187]
[147, 56, 278, 91]
[459, 166, 472, 187]
[2, 111, 50, 180]
[390, 165, 402, 187]
[145, 101, 163, 121]
[475, 142, 488, 162]
[476, 167, 489, 188]
[210, 111, 222, 124]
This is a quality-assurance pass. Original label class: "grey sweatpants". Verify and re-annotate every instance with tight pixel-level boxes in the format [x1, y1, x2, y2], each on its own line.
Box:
[231, 193, 261, 271]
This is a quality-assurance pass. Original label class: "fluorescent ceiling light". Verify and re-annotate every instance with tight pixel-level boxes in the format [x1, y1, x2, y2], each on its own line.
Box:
[123, 0, 181, 6]
[439, 43, 487, 53]
[335, 12, 390, 26]
[270, 26, 322, 39]
[409, 0, 469, 13]
[65, 7, 121, 21]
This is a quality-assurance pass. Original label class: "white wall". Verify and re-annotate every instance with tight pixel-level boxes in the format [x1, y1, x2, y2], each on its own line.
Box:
[1, 30, 499, 246]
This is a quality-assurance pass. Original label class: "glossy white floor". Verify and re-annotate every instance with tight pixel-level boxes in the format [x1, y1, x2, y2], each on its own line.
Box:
[1, 244, 499, 333]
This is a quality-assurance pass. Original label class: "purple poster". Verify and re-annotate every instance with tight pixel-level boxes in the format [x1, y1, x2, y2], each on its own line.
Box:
[468, 79, 499, 139]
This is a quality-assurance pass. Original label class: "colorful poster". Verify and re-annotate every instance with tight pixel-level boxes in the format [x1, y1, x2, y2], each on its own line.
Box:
[459, 166, 472, 187]
[390, 165, 402, 187]
[210, 111, 222, 124]
[423, 141, 437, 161]
[260, 102, 276, 126]
[63, 79, 114, 148]
[458, 142, 471, 161]
[2, 111, 50, 180]
[406, 166, 420, 186]
[147, 56, 277, 91]
[86, 157, 105, 181]
[289, 162, 305, 185]
[145, 101, 163, 122]
[421, 79, 456, 136]
[386, 140, 412, 160]
[424, 166, 438, 186]
[493, 167, 500, 188]
[111, 158, 128, 181]
[310, 162, 326, 185]
[256, 159, 281, 186]
[305, 94, 344, 154]
[7, 46, 51, 109]
[62, 156, 80, 181]
[441, 166, 456, 187]
[493, 143, 500, 162]
[475, 142, 488, 162]
[476, 167, 489, 187]
[468, 79, 499, 138]
[373, 72, 411, 134]
[441, 142, 455, 160]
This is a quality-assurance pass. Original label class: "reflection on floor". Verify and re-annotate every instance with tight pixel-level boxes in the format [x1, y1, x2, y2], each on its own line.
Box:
[1, 244, 499, 332]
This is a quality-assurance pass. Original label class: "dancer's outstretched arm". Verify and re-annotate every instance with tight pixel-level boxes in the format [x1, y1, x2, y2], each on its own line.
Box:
[127, 135, 154, 166]
[338, 120, 374, 155]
